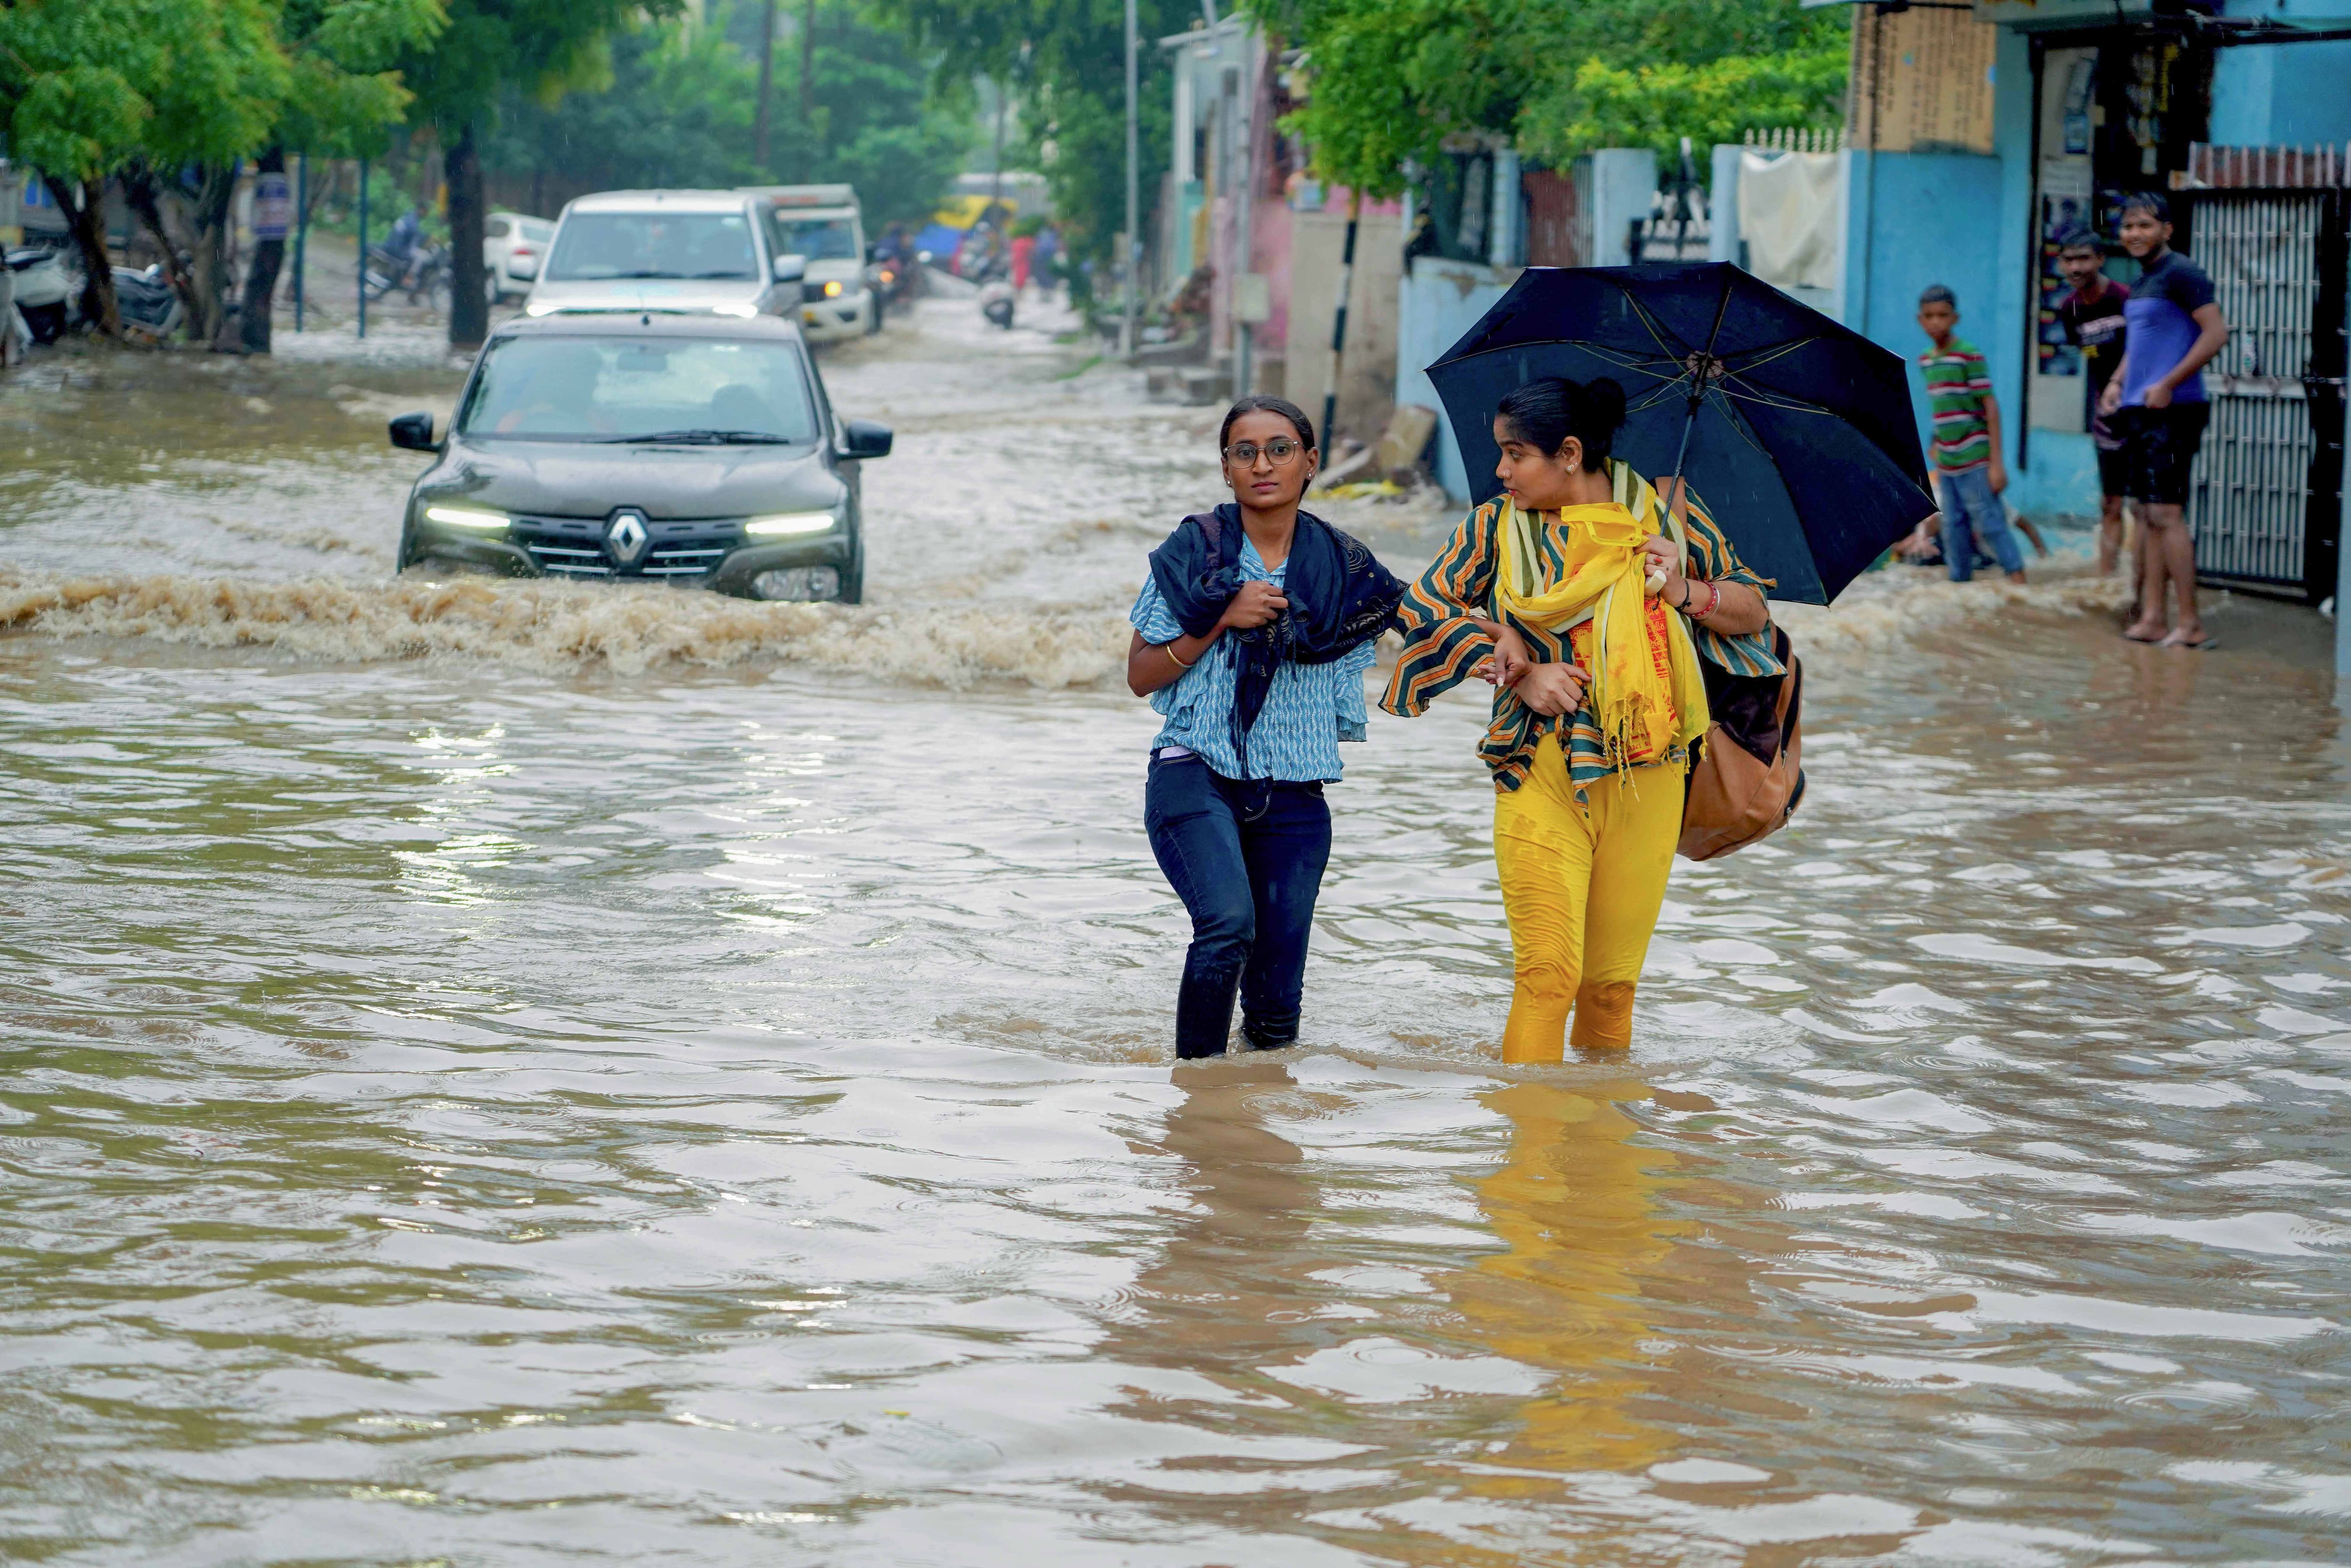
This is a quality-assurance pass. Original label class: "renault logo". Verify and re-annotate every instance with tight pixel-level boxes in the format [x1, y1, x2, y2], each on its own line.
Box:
[606, 509, 649, 565]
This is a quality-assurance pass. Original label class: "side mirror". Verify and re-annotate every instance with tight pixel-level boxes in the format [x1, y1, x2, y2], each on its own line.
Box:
[840, 418, 893, 460]
[388, 411, 439, 451]
[772, 252, 807, 284]
[507, 250, 538, 279]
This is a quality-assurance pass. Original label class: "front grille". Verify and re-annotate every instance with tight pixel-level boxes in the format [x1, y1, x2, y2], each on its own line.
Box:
[509, 515, 741, 581]
[802, 281, 828, 303]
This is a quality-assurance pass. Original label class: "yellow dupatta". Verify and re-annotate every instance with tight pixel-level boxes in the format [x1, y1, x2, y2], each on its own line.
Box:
[1493, 475, 1711, 771]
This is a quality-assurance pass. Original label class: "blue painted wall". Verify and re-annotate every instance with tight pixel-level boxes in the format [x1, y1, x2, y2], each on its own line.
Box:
[1396, 256, 1517, 501]
[2213, 0, 2351, 145]
[1831, 18, 2351, 522]
[1839, 149, 2007, 496]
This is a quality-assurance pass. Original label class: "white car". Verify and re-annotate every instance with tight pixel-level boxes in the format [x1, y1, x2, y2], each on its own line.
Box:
[740, 185, 876, 343]
[521, 190, 804, 321]
[484, 212, 555, 301]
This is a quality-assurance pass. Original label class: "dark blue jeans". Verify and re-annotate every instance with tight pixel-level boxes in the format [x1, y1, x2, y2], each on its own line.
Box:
[1144, 755, 1332, 1058]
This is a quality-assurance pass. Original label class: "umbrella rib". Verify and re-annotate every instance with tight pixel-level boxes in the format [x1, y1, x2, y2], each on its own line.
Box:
[1722, 336, 1825, 379]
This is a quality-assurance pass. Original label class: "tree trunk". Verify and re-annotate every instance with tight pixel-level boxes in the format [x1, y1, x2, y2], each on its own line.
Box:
[798, 0, 816, 118]
[121, 166, 201, 331]
[45, 175, 120, 338]
[444, 121, 489, 350]
[189, 162, 237, 348]
[753, 0, 778, 170]
[240, 147, 288, 355]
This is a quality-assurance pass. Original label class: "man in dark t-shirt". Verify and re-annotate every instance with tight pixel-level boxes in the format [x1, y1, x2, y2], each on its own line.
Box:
[2054, 229, 2130, 576]
[2099, 192, 2228, 650]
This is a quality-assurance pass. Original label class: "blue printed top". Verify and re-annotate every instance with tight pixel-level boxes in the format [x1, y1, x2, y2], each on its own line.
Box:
[1130, 536, 1378, 783]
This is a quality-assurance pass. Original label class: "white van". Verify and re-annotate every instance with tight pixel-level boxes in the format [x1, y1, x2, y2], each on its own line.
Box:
[741, 184, 875, 342]
[522, 190, 804, 320]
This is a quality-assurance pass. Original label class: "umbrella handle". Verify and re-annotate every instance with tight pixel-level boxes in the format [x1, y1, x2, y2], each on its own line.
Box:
[1665, 272, 1736, 526]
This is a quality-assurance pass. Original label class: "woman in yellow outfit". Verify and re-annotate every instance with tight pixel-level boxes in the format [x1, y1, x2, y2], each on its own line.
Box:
[1384, 377, 1778, 1060]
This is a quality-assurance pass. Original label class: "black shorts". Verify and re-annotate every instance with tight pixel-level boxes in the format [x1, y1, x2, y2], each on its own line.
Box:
[2117, 403, 2211, 507]
[2095, 443, 2130, 500]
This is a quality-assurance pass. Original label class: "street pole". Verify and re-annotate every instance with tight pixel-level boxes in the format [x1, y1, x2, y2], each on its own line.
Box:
[356, 158, 368, 341]
[1319, 188, 1359, 455]
[1232, 28, 1254, 397]
[1122, 0, 1139, 360]
[2339, 383, 2351, 679]
[293, 154, 307, 333]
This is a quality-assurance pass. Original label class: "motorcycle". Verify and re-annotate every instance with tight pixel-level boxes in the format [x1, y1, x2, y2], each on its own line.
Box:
[6, 246, 72, 345]
[364, 242, 453, 311]
[978, 275, 1015, 331]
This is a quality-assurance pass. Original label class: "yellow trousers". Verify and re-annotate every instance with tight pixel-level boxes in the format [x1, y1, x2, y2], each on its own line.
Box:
[1493, 741, 1683, 1061]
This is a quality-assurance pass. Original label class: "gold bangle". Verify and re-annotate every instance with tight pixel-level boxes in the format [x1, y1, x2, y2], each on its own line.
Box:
[1163, 642, 1195, 670]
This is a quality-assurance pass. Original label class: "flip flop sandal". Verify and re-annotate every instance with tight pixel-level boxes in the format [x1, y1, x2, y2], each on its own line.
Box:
[2122, 629, 2165, 643]
[2159, 634, 2217, 651]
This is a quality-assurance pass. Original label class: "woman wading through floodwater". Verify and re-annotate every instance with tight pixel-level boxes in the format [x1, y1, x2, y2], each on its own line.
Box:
[1128, 396, 1406, 1058]
[1385, 377, 1778, 1061]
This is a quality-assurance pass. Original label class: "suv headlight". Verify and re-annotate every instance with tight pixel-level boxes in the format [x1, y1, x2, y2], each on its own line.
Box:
[424, 504, 510, 531]
[745, 511, 835, 536]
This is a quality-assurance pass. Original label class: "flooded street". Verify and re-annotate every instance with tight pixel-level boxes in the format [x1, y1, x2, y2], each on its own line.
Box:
[3, 301, 2349, 1565]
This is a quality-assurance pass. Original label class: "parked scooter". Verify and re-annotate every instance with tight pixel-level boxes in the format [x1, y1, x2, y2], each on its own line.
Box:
[111, 265, 185, 341]
[978, 275, 1015, 331]
[6, 247, 72, 344]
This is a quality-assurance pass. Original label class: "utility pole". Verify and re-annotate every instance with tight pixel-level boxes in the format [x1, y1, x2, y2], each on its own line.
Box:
[1122, 0, 1138, 359]
[356, 158, 368, 341]
[798, 0, 816, 119]
[752, 0, 778, 169]
[1319, 189, 1359, 454]
[292, 154, 307, 334]
[1232, 28, 1254, 397]
[989, 80, 1008, 209]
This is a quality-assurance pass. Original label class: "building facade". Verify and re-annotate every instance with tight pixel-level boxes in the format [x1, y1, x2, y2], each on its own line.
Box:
[1834, 0, 2351, 604]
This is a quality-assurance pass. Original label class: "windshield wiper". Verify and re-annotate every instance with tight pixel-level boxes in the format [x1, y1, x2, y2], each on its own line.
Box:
[595, 429, 796, 445]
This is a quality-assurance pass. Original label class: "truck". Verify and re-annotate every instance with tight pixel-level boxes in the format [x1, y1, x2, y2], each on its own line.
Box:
[740, 184, 877, 343]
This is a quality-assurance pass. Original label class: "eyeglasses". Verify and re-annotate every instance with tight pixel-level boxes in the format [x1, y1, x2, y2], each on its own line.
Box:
[1223, 438, 1304, 467]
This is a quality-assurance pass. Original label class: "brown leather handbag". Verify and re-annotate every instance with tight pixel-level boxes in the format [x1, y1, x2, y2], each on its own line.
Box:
[1678, 625, 1805, 861]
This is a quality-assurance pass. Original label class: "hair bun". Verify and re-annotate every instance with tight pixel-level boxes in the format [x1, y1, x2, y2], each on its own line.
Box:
[1583, 377, 1627, 439]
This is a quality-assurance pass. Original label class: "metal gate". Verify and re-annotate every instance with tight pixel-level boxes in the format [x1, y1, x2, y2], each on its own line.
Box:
[2181, 150, 2348, 603]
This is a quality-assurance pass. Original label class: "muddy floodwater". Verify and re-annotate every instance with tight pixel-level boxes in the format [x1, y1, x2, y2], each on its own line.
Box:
[3, 302, 2349, 1566]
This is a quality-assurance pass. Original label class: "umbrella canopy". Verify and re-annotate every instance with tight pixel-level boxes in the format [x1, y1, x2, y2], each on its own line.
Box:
[1426, 262, 1935, 605]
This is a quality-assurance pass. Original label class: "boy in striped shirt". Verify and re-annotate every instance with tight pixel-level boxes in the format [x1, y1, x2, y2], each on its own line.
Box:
[1909, 284, 2031, 583]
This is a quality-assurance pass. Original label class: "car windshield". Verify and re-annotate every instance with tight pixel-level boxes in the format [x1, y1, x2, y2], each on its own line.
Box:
[773, 217, 857, 261]
[455, 336, 820, 444]
[544, 212, 757, 281]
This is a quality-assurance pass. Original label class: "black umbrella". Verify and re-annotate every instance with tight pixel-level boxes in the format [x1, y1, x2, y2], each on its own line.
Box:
[1425, 262, 1935, 605]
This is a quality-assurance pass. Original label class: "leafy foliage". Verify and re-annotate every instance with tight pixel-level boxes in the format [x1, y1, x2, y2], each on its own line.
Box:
[1530, 47, 1848, 165]
[876, 0, 1199, 271]
[484, 3, 972, 224]
[1273, 0, 1848, 191]
[0, 0, 434, 180]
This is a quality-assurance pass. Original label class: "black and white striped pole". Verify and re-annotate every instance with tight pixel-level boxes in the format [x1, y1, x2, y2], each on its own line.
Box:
[1319, 189, 1359, 458]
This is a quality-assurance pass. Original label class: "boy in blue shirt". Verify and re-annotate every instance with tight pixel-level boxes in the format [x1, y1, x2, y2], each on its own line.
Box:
[2099, 193, 2229, 649]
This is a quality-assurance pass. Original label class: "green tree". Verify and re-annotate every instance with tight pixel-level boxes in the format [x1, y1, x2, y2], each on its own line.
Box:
[1513, 0, 1846, 160]
[1274, 0, 1532, 197]
[396, 0, 671, 348]
[0, 0, 434, 342]
[1273, 0, 1846, 193]
[877, 0, 1197, 287]
[484, 2, 970, 226]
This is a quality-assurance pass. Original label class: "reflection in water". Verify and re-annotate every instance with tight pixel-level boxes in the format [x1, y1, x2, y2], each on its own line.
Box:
[1128, 1060, 1318, 1352]
[8, 304, 2351, 1563]
[1458, 1080, 1675, 1478]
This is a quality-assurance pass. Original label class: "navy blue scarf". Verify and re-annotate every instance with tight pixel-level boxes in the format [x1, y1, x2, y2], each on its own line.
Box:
[1146, 504, 1405, 771]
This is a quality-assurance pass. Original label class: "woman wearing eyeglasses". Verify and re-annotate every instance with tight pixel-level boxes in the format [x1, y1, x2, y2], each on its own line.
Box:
[1127, 395, 1407, 1058]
